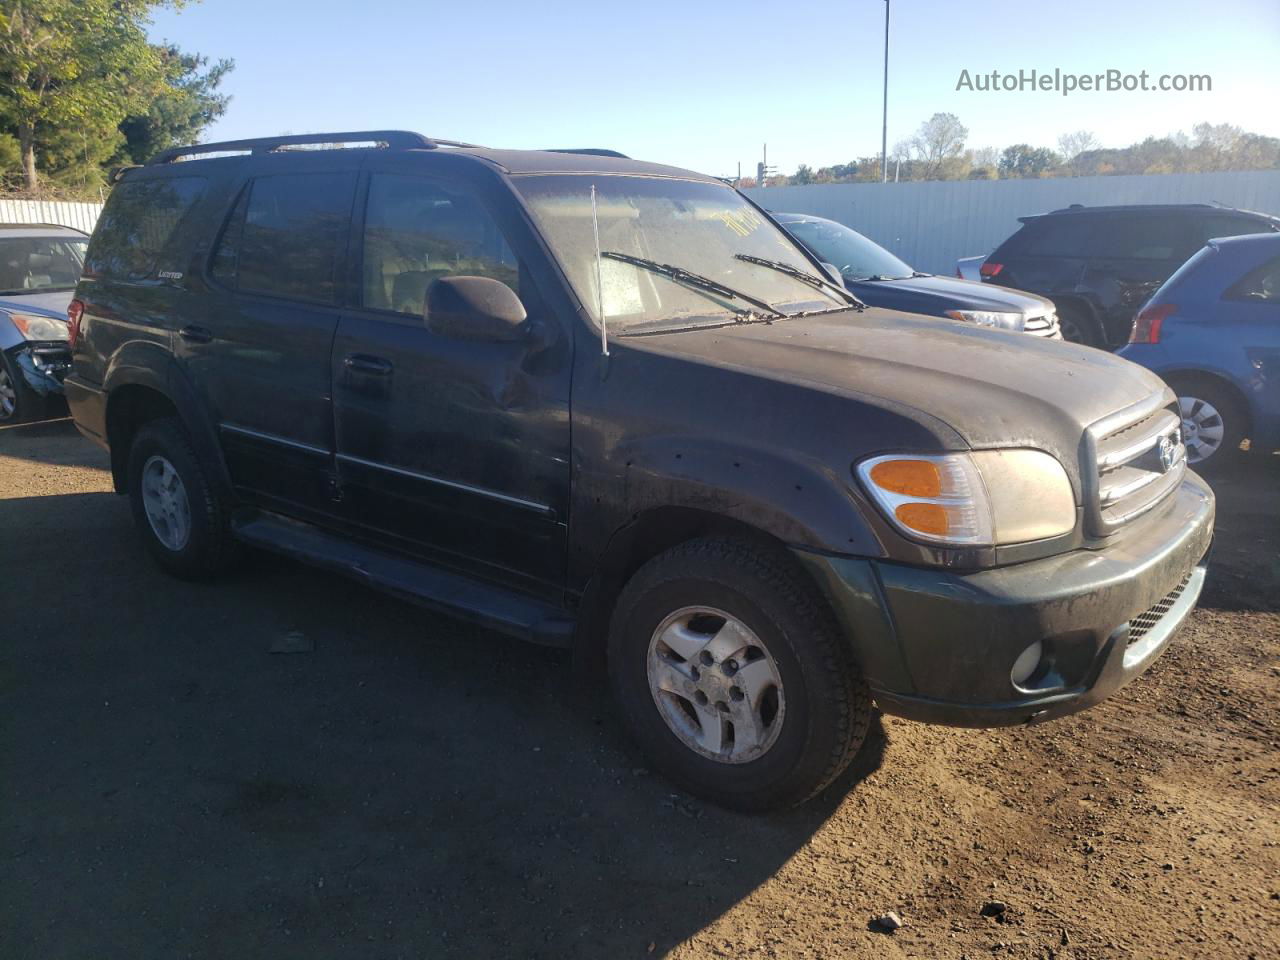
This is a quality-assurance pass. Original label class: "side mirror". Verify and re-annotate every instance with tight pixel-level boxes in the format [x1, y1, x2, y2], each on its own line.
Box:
[425, 276, 528, 342]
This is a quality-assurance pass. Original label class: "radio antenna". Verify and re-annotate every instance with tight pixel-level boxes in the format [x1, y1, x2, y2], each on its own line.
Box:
[591, 183, 609, 356]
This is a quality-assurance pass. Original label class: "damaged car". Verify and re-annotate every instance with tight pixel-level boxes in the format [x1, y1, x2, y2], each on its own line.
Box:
[0, 223, 86, 423]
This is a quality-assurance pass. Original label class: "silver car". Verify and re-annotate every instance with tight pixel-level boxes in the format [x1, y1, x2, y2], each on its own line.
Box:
[0, 223, 87, 423]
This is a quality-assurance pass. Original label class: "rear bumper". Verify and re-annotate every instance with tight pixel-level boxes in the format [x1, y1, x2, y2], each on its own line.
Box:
[64, 374, 108, 447]
[797, 472, 1215, 727]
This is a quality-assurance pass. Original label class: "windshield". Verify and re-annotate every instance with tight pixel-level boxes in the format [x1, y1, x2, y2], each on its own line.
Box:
[0, 236, 87, 295]
[783, 219, 913, 281]
[514, 176, 833, 332]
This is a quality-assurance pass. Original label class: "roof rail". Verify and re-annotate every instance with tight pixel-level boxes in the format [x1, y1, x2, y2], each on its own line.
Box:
[148, 130, 442, 165]
[545, 148, 631, 159]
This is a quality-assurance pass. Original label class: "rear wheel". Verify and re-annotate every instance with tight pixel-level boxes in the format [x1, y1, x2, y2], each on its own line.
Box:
[0, 350, 49, 425]
[126, 417, 237, 578]
[607, 537, 870, 812]
[1167, 377, 1246, 469]
[1057, 304, 1101, 347]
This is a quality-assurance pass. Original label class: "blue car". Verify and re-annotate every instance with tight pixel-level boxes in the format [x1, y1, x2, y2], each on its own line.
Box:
[0, 223, 87, 423]
[1119, 231, 1280, 468]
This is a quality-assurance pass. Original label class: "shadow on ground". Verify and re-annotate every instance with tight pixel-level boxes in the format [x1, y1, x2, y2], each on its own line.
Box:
[0, 475, 886, 959]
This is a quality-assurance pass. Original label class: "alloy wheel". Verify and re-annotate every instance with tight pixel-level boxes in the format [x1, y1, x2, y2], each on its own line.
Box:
[141, 454, 193, 551]
[1178, 395, 1226, 464]
[646, 606, 785, 764]
[0, 365, 16, 420]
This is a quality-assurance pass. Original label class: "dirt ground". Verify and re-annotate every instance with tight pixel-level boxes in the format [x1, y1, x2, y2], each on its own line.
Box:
[1, 418, 1277, 960]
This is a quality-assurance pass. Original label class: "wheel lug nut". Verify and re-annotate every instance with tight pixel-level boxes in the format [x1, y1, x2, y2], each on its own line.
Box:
[730, 687, 744, 701]
[723, 659, 738, 675]
[699, 651, 714, 666]
[694, 691, 709, 706]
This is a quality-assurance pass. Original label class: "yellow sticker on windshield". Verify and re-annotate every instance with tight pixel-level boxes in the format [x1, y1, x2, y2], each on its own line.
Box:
[714, 208, 764, 238]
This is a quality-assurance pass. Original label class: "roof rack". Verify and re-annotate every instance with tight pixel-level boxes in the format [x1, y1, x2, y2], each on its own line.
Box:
[148, 130, 464, 165]
[545, 148, 631, 159]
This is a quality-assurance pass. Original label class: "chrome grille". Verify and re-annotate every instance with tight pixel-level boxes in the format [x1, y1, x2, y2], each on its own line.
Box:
[1023, 312, 1062, 339]
[1085, 395, 1186, 534]
[1128, 573, 1193, 645]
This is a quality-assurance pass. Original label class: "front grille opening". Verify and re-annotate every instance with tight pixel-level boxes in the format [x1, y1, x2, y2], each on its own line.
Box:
[1090, 400, 1185, 532]
[1127, 573, 1193, 645]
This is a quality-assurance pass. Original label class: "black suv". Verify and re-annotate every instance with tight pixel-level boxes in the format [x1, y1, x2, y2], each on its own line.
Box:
[66, 132, 1214, 811]
[981, 203, 1280, 347]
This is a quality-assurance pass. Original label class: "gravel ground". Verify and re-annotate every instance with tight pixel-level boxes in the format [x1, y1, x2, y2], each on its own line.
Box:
[1, 419, 1277, 960]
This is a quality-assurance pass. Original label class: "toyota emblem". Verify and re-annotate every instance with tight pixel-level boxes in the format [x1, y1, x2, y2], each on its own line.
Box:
[1157, 434, 1178, 473]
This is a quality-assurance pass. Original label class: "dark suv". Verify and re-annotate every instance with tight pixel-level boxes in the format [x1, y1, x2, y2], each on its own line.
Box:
[981, 203, 1279, 347]
[65, 132, 1214, 811]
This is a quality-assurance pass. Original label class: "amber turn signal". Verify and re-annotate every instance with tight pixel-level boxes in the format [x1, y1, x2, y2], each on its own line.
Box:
[869, 459, 943, 498]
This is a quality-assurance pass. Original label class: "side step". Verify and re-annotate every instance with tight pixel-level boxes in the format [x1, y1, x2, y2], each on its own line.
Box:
[232, 511, 574, 647]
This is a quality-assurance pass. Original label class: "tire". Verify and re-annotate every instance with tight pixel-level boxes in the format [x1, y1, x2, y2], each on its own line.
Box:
[1166, 376, 1247, 471]
[607, 537, 870, 812]
[0, 349, 50, 425]
[1057, 304, 1101, 347]
[126, 417, 236, 578]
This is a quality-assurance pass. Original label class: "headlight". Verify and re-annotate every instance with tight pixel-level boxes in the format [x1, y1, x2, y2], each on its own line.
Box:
[8, 311, 70, 342]
[945, 309, 1022, 330]
[856, 451, 1076, 546]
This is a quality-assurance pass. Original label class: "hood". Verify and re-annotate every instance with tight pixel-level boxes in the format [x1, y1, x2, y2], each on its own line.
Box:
[0, 289, 74, 320]
[844, 274, 1054, 320]
[623, 307, 1169, 482]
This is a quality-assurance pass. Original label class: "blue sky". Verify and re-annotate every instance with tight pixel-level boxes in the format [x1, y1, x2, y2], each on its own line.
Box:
[149, 0, 1280, 177]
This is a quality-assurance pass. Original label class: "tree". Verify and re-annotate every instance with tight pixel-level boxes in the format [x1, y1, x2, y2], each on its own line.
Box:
[1057, 130, 1100, 175]
[789, 163, 815, 186]
[0, 0, 175, 193]
[998, 144, 1059, 178]
[909, 112, 968, 180]
[118, 46, 232, 165]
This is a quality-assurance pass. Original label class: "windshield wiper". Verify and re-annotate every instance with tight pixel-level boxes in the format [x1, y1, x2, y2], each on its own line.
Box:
[601, 251, 786, 319]
[734, 254, 865, 309]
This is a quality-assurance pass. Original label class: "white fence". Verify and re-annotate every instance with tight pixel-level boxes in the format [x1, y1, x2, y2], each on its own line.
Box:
[744, 170, 1280, 275]
[0, 198, 103, 234]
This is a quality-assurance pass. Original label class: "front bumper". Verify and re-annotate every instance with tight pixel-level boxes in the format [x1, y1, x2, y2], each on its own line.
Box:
[12, 342, 70, 397]
[798, 472, 1214, 727]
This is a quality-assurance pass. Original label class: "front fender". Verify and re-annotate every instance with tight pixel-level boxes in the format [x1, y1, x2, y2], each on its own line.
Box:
[612, 433, 882, 555]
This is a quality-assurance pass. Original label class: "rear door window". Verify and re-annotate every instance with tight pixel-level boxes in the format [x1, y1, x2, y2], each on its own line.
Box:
[1195, 215, 1277, 246]
[85, 176, 207, 281]
[210, 172, 356, 304]
[1091, 215, 1194, 261]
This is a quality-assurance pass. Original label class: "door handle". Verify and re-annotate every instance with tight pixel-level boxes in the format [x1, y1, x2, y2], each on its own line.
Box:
[344, 354, 393, 376]
[179, 324, 213, 344]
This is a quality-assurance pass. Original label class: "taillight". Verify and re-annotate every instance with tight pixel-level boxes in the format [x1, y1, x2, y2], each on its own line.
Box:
[67, 299, 84, 349]
[1130, 302, 1173, 344]
[979, 262, 1003, 278]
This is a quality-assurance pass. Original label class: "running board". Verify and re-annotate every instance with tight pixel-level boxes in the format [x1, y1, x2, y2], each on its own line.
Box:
[232, 511, 574, 647]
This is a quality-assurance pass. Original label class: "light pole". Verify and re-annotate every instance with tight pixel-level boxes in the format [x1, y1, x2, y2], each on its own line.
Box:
[881, 0, 890, 183]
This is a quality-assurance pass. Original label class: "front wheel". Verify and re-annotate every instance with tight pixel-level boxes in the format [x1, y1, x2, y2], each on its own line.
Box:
[607, 538, 870, 812]
[0, 350, 49, 425]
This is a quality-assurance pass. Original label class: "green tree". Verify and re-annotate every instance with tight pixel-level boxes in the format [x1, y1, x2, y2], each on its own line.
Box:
[119, 46, 232, 165]
[0, 0, 177, 193]
[998, 144, 1059, 179]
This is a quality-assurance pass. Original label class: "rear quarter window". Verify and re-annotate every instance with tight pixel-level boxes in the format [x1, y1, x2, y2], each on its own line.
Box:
[1005, 216, 1098, 258]
[85, 176, 207, 281]
[1194, 215, 1279, 246]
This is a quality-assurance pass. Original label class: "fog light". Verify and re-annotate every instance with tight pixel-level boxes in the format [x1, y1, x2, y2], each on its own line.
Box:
[1010, 640, 1043, 687]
